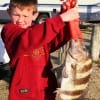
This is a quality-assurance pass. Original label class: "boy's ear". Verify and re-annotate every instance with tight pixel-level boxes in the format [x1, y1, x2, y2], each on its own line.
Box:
[33, 12, 39, 20]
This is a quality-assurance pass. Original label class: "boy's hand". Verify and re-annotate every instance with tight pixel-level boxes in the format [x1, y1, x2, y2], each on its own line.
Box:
[60, 7, 79, 22]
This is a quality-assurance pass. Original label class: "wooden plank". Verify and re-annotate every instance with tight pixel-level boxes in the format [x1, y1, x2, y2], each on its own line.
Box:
[91, 24, 100, 61]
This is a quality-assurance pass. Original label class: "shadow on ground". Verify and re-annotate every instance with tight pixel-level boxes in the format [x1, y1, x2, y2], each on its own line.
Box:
[0, 63, 11, 83]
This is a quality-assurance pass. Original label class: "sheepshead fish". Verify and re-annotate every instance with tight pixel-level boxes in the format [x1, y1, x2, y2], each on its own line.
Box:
[54, 39, 92, 100]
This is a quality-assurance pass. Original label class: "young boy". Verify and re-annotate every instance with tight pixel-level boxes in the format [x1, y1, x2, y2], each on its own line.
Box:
[1, 0, 79, 100]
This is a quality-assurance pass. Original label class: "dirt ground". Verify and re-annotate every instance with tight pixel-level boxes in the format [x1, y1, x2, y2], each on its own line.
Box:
[0, 24, 100, 100]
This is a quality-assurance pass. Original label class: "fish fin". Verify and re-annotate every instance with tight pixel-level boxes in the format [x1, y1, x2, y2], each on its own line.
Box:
[62, 66, 68, 78]
[71, 64, 77, 85]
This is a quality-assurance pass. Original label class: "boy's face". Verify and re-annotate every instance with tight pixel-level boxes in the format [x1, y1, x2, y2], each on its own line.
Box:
[8, 7, 38, 28]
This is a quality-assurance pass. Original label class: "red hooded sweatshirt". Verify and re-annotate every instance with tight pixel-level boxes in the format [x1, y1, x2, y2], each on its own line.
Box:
[1, 15, 71, 100]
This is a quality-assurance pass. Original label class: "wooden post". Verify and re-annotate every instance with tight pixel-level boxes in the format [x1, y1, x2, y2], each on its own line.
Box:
[91, 23, 100, 61]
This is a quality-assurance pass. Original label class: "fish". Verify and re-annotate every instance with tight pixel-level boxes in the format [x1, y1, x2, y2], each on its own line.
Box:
[53, 39, 92, 100]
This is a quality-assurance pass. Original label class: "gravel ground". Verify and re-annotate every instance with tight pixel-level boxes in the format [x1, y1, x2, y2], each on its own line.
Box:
[0, 24, 100, 100]
[82, 63, 100, 100]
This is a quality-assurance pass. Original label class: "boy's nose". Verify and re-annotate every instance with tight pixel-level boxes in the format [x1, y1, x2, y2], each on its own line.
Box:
[18, 16, 23, 22]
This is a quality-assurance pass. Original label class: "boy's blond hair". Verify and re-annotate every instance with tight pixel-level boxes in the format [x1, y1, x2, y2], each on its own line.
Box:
[9, 0, 38, 12]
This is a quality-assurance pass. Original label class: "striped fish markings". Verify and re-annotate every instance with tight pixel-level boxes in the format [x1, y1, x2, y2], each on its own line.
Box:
[55, 39, 92, 100]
